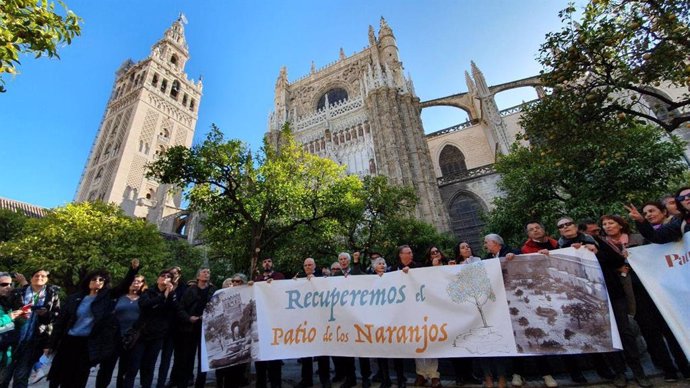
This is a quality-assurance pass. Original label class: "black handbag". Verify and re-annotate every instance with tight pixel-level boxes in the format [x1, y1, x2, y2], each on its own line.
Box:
[121, 322, 144, 350]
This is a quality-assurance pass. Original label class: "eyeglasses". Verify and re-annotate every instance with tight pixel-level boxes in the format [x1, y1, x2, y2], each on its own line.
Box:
[91, 277, 106, 282]
[231, 279, 243, 284]
[0, 283, 11, 287]
[557, 221, 575, 229]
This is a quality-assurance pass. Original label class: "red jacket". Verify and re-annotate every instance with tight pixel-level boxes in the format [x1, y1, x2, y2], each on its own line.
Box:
[521, 238, 558, 253]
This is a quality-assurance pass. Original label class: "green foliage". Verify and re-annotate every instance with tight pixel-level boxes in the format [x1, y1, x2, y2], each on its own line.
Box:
[0, 201, 168, 293]
[147, 124, 362, 276]
[0, 209, 27, 242]
[539, 0, 690, 131]
[0, 0, 82, 92]
[485, 89, 686, 246]
[270, 175, 455, 273]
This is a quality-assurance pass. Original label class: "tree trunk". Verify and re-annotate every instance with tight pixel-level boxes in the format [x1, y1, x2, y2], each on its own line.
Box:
[476, 303, 488, 327]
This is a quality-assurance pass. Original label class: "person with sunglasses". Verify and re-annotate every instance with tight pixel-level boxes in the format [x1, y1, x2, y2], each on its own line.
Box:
[47, 259, 141, 388]
[123, 269, 178, 388]
[1, 269, 60, 388]
[557, 217, 652, 387]
[0, 273, 27, 375]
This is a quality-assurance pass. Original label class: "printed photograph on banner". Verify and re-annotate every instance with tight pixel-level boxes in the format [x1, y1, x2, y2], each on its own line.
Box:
[444, 260, 516, 355]
[202, 285, 258, 369]
[501, 250, 615, 354]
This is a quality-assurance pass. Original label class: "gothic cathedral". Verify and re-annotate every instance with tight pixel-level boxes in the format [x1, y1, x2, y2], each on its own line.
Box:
[267, 18, 451, 232]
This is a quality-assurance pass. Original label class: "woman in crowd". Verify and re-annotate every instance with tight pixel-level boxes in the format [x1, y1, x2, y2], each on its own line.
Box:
[123, 270, 178, 388]
[605, 213, 690, 381]
[641, 201, 671, 229]
[558, 217, 651, 387]
[452, 242, 481, 265]
[215, 274, 250, 388]
[424, 246, 447, 267]
[95, 265, 147, 388]
[627, 186, 690, 243]
[0, 269, 60, 388]
[48, 260, 139, 388]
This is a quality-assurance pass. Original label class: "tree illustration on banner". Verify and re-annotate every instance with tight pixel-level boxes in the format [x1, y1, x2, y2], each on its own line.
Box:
[447, 262, 496, 327]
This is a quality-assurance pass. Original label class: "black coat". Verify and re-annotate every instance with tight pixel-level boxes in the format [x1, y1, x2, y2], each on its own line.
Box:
[138, 286, 178, 341]
[50, 267, 138, 365]
[176, 283, 217, 333]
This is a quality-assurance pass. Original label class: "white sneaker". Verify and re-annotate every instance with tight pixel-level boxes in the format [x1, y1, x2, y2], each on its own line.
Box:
[511, 374, 524, 387]
[543, 375, 558, 388]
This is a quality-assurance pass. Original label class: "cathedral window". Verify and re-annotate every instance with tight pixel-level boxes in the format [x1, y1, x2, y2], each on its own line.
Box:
[160, 79, 168, 93]
[161, 128, 170, 138]
[146, 188, 155, 200]
[103, 144, 112, 159]
[94, 167, 104, 181]
[182, 94, 188, 106]
[139, 140, 144, 152]
[317, 88, 348, 111]
[170, 80, 180, 100]
[439, 145, 468, 176]
[152, 73, 159, 87]
[170, 54, 178, 66]
[189, 99, 196, 112]
[448, 193, 486, 253]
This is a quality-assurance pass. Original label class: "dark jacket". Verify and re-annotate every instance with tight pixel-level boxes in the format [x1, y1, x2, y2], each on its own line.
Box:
[253, 270, 285, 282]
[50, 267, 138, 364]
[393, 260, 420, 271]
[591, 235, 627, 301]
[558, 233, 626, 300]
[521, 238, 558, 254]
[483, 245, 520, 259]
[635, 216, 689, 244]
[177, 283, 217, 333]
[10, 283, 60, 349]
[138, 285, 178, 341]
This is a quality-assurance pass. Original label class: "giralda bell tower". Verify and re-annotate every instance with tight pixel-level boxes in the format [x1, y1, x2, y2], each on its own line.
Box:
[75, 15, 202, 223]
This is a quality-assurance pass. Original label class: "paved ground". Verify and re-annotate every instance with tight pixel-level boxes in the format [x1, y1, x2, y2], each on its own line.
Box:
[29, 351, 689, 388]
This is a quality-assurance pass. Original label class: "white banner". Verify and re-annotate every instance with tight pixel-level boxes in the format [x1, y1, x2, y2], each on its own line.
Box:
[203, 250, 621, 370]
[627, 235, 690, 359]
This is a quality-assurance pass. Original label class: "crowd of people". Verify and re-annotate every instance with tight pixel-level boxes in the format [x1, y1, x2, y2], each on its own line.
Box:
[0, 187, 689, 388]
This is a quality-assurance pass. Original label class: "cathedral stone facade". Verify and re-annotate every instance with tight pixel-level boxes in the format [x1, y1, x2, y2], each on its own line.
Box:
[75, 16, 203, 239]
[267, 18, 451, 232]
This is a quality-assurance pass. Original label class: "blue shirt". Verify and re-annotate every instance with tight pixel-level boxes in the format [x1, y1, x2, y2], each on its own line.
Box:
[114, 295, 140, 336]
[68, 295, 96, 337]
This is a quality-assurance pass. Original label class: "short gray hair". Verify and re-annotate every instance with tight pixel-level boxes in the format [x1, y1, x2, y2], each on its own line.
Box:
[484, 233, 504, 246]
[338, 252, 351, 262]
[0, 272, 10, 279]
[371, 257, 387, 270]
